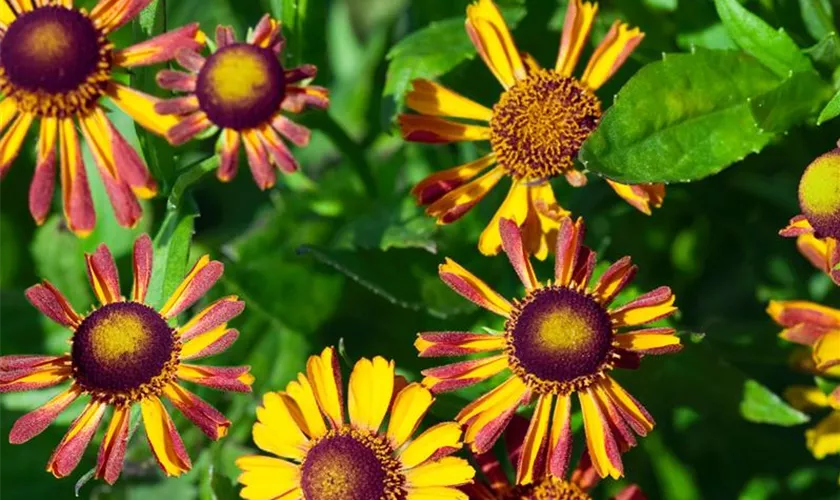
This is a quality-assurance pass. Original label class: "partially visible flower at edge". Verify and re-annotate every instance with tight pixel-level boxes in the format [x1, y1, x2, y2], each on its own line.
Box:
[0, 234, 253, 483]
[767, 300, 840, 372]
[784, 385, 840, 466]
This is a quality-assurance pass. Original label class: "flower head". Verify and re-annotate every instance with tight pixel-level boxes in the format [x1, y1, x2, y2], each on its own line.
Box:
[463, 417, 646, 499]
[767, 300, 840, 372]
[0, 234, 253, 483]
[399, 0, 663, 259]
[155, 15, 329, 190]
[0, 0, 204, 235]
[236, 346, 475, 500]
[780, 149, 840, 284]
[785, 385, 840, 462]
[417, 217, 680, 479]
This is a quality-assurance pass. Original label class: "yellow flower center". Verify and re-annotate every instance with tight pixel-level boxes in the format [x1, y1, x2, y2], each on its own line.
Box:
[300, 427, 406, 500]
[799, 149, 840, 239]
[505, 286, 617, 395]
[195, 43, 286, 130]
[490, 68, 601, 181]
[0, 5, 113, 117]
[71, 302, 179, 405]
[504, 476, 592, 500]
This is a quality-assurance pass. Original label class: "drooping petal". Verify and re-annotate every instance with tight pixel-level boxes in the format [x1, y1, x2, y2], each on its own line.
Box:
[581, 21, 644, 90]
[95, 404, 130, 484]
[47, 401, 107, 478]
[412, 154, 496, 206]
[156, 70, 198, 93]
[601, 376, 655, 436]
[9, 386, 80, 444]
[555, 0, 598, 76]
[160, 255, 224, 319]
[282, 85, 329, 112]
[140, 396, 192, 476]
[177, 364, 254, 392]
[175, 48, 206, 73]
[421, 354, 508, 394]
[84, 244, 122, 305]
[465, 0, 526, 87]
[478, 181, 530, 256]
[579, 387, 622, 479]
[767, 300, 840, 328]
[348, 356, 394, 432]
[271, 114, 310, 147]
[155, 95, 201, 115]
[779, 214, 813, 237]
[215, 25, 236, 48]
[404, 456, 475, 488]
[242, 129, 277, 189]
[107, 83, 181, 137]
[547, 393, 573, 478]
[406, 79, 493, 121]
[499, 217, 538, 290]
[24, 281, 81, 328]
[388, 383, 434, 449]
[610, 286, 677, 327]
[29, 116, 57, 225]
[399, 114, 491, 144]
[399, 422, 464, 469]
[58, 118, 95, 236]
[814, 330, 840, 371]
[248, 14, 283, 51]
[132, 234, 153, 302]
[164, 383, 230, 440]
[805, 411, 840, 459]
[521, 181, 569, 261]
[607, 180, 665, 215]
[439, 257, 513, 317]
[165, 111, 212, 146]
[178, 296, 245, 340]
[555, 216, 585, 287]
[218, 128, 241, 182]
[415, 331, 506, 357]
[306, 346, 345, 429]
[236, 455, 301, 500]
[516, 393, 553, 485]
[284, 64, 317, 84]
[257, 124, 299, 174]
[426, 165, 506, 224]
[114, 23, 204, 67]
[0, 111, 34, 178]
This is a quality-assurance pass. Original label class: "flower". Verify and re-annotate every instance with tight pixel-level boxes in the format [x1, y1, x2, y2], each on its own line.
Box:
[417, 217, 680, 479]
[398, 0, 663, 259]
[155, 14, 329, 190]
[0, 234, 253, 483]
[236, 346, 475, 500]
[780, 149, 840, 285]
[463, 417, 645, 499]
[767, 300, 840, 372]
[0, 0, 204, 235]
[784, 385, 840, 462]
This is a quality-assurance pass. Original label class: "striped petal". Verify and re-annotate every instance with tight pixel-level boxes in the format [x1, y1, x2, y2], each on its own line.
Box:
[415, 331, 506, 357]
[257, 124, 299, 174]
[29, 116, 57, 224]
[579, 387, 622, 479]
[284, 374, 328, 438]
[271, 114, 310, 147]
[166, 111, 212, 146]
[594, 256, 636, 305]
[499, 217, 538, 290]
[348, 356, 394, 432]
[218, 128, 241, 181]
[555, 216, 586, 287]
[478, 181, 529, 257]
[412, 154, 496, 206]
[107, 83, 180, 137]
[9, 386, 80, 444]
[47, 401, 107, 478]
[58, 118, 95, 236]
[555, 0, 598, 76]
[0, 111, 34, 178]
[160, 255, 224, 319]
[0, 355, 72, 392]
[406, 79, 493, 121]
[95, 404, 130, 484]
[399, 114, 491, 143]
[388, 383, 434, 448]
[439, 257, 513, 317]
[164, 383, 230, 440]
[306, 346, 344, 429]
[465, 0, 526, 87]
[282, 85, 329, 112]
[85, 244, 122, 305]
[25, 281, 81, 327]
[140, 396, 191, 476]
[181, 327, 239, 360]
[610, 286, 677, 327]
[92, 0, 155, 33]
[243, 129, 276, 189]
[516, 393, 553, 485]
[779, 214, 813, 237]
[178, 296, 245, 340]
[581, 21, 644, 90]
[521, 181, 569, 262]
[426, 165, 506, 224]
[607, 180, 665, 215]
[458, 376, 530, 453]
[177, 364, 254, 392]
[421, 354, 508, 393]
[767, 300, 840, 328]
[547, 393, 573, 478]
[602, 376, 654, 436]
[114, 23, 204, 68]
[132, 234, 153, 302]
[615, 329, 681, 355]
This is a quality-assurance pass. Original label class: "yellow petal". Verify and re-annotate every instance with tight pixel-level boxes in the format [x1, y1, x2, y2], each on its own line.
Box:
[465, 0, 526, 87]
[439, 256, 513, 317]
[478, 181, 529, 257]
[516, 393, 553, 485]
[140, 396, 191, 476]
[555, 0, 598, 76]
[235, 455, 301, 500]
[399, 422, 464, 469]
[406, 79, 493, 122]
[581, 21, 644, 90]
[406, 487, 469, 500]
[388, 383, 434, 448]
[785, 386, 830, 412]
[307, 346, 345, 428]
[579, 387, 622, 479]
[806, 411, 840, 460]
[253, 392, 309, 460]
[405, 456, 475, 488]
[285, 374, 328, 438]
[107, 83, 180, 137]
[348, 356, 395, 432]
[814, 330, 840, 370]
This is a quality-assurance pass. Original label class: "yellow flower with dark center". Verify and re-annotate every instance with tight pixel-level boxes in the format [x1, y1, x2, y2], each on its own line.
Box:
[784, 385, 840, 463]
[0, 234, 253, 483]
[398, 0, 664, 259]
[236, 347, 475, 500]
[462, 417, 646, 499]
[780, 148, 840, 285]
[155, 15, 329, 190]
[417, 217, 680, 480]
[0, 0, 204, 235]
[767, 300, 840, 373]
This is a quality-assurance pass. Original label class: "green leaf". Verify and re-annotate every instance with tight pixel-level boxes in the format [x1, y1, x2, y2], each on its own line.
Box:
[579, 50, 780, 184]
[138, 0, 162, 36]
[740, 379, 810, 426]
[384, 4, 525, 103]
[749, 70, 832, 132]
[333, 202, 438, 252]
[817, 88, 840, 124]
[798, 0, 835, 41]
[805, 32, 840, 69]
[714, 0, 814, 76]
[145, 205, 197, 310]
[271, 0, 309, 66]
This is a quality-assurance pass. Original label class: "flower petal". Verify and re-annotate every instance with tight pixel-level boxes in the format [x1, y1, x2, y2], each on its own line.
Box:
[421, 354, 508, 394]
[0, 111, 34, 178]
[107, 83, 181, 137]
[271, 114, 311, 147]
[253, 392, 309, 460]
[522, 182, 568, 261]
[601, 376, 654, 436]
[610, 286, 677, 327]
[579, 387, 622, 479]
[459, 376, 530, 453]
[25, 281, 81, 328]
[516, 393, 553, 485]
[84, 244, 122, 305]
[465, 0, 526, 87]
[181, 327, 239, 360]
[164, 383, 230, 440]
[236, 455, 301, 500]
[404, 456, 475, 488]
[779, 214, 813, 237]
[406, 79, 493, 121]
[47, 401, 107, 478]
[95, 404, 130, 484]
[499, 217, 538, 290]
[547, 393, 573, 478]
[177, 364, 254, 392]
[593, 256, 636, 305]
[58, 118, 95, 236]
[160, 255, 224, 319]
[91, 0, 155, 33]
[0, 356, 72, 392]
[607, 180, 665, 215]
[615, 328, 681, 355]
[218, 128, 241, 181]
[140, 395, 192, 476]
[307, 346, 345, 429]
[415, 331, 506, 357]
[399, 421, 464, 469]
[412, 154, 496, 206]
[242, 129, 277, 189]
[555, 0, 598, 76]
[581, 21, 644, 90]
[132, 234, 153, 302]
[784, 386, 830, 412]
[426, 165, 506, 224]
[29, 116, 57, 225]
[478, 181, 530, 257]
[388, 383, 434, 448]
[555, 216, 586, 287]
[348, 356, 394, 432]
[407, 487, 469, 500]
[767, 300, 840, 328]
[10, 386, 80, 444]
[178, 296, 245, 340]
[114, 23, 204, 67]
[814, 330, 840, 371]
[399, 114, 491, 143]
[806, 411, 840, 459]
[284, 374, 328, 438]
[439, 257, 513, 317]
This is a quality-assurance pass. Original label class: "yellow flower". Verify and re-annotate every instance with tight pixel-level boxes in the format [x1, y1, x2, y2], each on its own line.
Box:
[417, 217, 680, 480]
[767, 300, 840, 372]
[785, 385, 840, 461]
[0, 234, 253, 483]
[236, 347, 475, 500]
[0, 0, 204, 235]
[399, 0, 663, 259]
[155, 15, 329, 190]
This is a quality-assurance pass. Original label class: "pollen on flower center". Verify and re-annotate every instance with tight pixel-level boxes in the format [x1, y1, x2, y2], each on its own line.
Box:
[0, 5, 112, 116]
[799, 149, 840, 240]
[504, 476, 591, 500]
[195, 43, 286, 130]
[300, 428, 406, 500]
[71, 302, 179, 404]
[506, 286, 614, 394]
[490, 68, 601, 181]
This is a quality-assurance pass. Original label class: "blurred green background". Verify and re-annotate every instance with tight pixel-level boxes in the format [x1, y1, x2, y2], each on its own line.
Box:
[2, 0, 840, 498]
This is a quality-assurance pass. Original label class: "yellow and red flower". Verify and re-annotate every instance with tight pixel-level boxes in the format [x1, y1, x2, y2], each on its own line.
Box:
[780, 149, 840, 285]
[784, 385, 840, 464]
[155, 15, 329, 190]
[0, 0, 204, 235]
[463, 417, 645, 499]
[236, 346, 475, 500]
[767, 300, 840, 372]
[417, 217, 680, 480]
[0, 234, 252, 483]
[398, 0, 663, 259]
